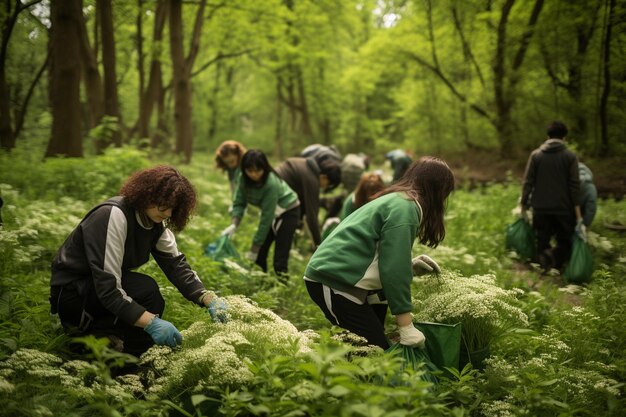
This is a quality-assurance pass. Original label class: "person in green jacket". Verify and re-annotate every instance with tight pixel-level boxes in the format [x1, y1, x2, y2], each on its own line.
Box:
[221, 150, 300, 275]
[340, 172, 386, 220]
[321, 172, 386, 241]
[304, 156, 455, 349]
[578, 162, 597, 228]
[215, 140, 247, 196]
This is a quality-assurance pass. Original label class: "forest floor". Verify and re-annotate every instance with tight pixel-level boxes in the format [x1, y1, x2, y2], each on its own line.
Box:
[445, 149, 625, 200]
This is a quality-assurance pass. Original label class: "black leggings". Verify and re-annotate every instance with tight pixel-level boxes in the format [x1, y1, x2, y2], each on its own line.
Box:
[533, 211, 575, 269]
[50, 271, 165, 357]
[305, 280, 389, 349]
[256, 206, 300, 274]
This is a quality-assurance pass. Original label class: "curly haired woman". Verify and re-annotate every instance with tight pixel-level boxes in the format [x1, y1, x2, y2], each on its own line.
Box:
[50, 166, 227, 357]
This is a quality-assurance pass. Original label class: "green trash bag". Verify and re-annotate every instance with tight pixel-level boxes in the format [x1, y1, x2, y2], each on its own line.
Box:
[563, 235, 594, 283]
[386, 343, 439, 384]
[414, 322, 462, 374]
[505, 218, 536, 260]
[204, 235, 240, 262]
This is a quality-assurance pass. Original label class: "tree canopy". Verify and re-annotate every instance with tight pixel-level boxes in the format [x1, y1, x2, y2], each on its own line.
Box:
[1, 0, 624, 161]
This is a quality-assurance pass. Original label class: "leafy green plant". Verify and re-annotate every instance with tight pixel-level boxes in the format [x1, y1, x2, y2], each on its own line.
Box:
[412, 271, 529, 351]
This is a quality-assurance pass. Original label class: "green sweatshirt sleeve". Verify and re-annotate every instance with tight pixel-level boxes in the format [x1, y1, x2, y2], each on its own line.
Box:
[231, 174, 247, 220]
[253, 176, 280, 247]
[378, 221, 417, 315]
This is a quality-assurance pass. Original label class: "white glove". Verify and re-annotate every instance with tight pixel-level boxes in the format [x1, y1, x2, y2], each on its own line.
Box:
[398, 324, 426, 348]
[412, 254, 441, 276]
[221, 224, 237, 239]
[520, 208, 529, 223]
[245, 251, 258, 262]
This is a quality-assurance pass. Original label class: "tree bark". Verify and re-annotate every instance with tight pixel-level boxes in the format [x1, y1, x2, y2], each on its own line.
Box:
[139, 0, 167, 140]
[274, 79, 284, 159]
[98, 0, 121, 150]
[0, 0, 44, 150]
[599, 0, 615, 156]
[168, 0, 206, 163]
[77, 0, 104, 130]
[46, 0, 83, 157]
[493, 0, 544, 155]
[14, 49, 49, 139]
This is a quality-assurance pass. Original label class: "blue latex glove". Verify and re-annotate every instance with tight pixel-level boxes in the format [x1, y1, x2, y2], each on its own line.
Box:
[144, 316, 182, 348]
[207, 297, 229, 323]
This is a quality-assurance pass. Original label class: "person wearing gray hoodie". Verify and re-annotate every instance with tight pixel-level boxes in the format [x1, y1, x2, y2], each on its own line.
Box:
[578, 162, 598, 227]
[521, 121, 584, 271]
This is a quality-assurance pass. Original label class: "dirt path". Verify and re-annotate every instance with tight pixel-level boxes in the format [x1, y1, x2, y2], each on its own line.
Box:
[444, 150, 625, 200]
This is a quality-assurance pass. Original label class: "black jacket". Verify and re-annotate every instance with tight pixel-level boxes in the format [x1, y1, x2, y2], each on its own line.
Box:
[51, 197, 206, 325]
[521, 139, 580, 214]
[275, 157, 322, 245]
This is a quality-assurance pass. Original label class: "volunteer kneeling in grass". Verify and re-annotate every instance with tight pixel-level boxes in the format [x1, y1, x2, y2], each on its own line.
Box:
[304, 157, 454, 349]
[50, 166, 228, 357]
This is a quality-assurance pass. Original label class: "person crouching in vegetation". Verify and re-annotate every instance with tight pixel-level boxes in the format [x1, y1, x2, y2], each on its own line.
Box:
[50, 166, 228, 357]
[340, 172, 386, 220]
[321, 172, 386, 241]
[304, 157, 454, 349]
[220, 150, 300, 276]
[215, 140, 247, 196]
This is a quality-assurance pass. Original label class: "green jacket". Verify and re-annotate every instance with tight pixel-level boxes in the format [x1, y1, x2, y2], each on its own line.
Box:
[340, 192, 355, 220]
[226, 166, 241, 196]
[305, 192, 421, 315]
[232, 172, 299, 247]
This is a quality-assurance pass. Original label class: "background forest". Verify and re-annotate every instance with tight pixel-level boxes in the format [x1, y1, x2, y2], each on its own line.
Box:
[1, 0, 625, 179]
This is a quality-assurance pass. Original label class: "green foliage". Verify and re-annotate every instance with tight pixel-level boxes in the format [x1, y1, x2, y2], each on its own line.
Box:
[1, 150, 625, 416]
[0, 146, 150, 204]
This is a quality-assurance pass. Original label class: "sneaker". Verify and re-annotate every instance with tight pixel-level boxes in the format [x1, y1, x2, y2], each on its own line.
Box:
[538, 250, 554, 274]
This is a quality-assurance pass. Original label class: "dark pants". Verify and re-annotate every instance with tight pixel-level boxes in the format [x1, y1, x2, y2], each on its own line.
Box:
[256, 206, 300, 274]
[533, 211, 575, 269]
[50, 271, 164, 357]
[305, 280, 389, 349]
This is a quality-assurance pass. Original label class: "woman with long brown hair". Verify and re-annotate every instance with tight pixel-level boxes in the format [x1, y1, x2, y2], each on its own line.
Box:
[304, 157, 455, 349]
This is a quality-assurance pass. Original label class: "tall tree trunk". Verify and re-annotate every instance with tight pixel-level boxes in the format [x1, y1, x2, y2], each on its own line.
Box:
[599, 0, 614, 156]
[98, 0, 121, 150]
[14, 49, 49, 139]
[169, 0, 191, 162]
[136, 0, 145, 134]
[77, 0, 104, 130]
[168, 0, 206, 163]
[139, 0, 167, 140]
[1, 0, 44, 150]
[207, 59, 222, 140]
[0, 2, 16, 150]
[274, 80, 284, 159]
[295, 66, 312, 138]
[493, 0, 544, 155]
[46, 0, 83, 157]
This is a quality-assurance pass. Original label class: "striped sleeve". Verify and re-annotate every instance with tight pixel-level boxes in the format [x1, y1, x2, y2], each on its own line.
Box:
[84, 206, 146, 325]
[152, 228, 206, 305]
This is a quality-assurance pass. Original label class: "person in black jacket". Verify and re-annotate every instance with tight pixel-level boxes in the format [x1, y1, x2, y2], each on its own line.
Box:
[275, 157, 341, 249]
[520, 121, 584, 272]
[50, 166, 227, 356]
